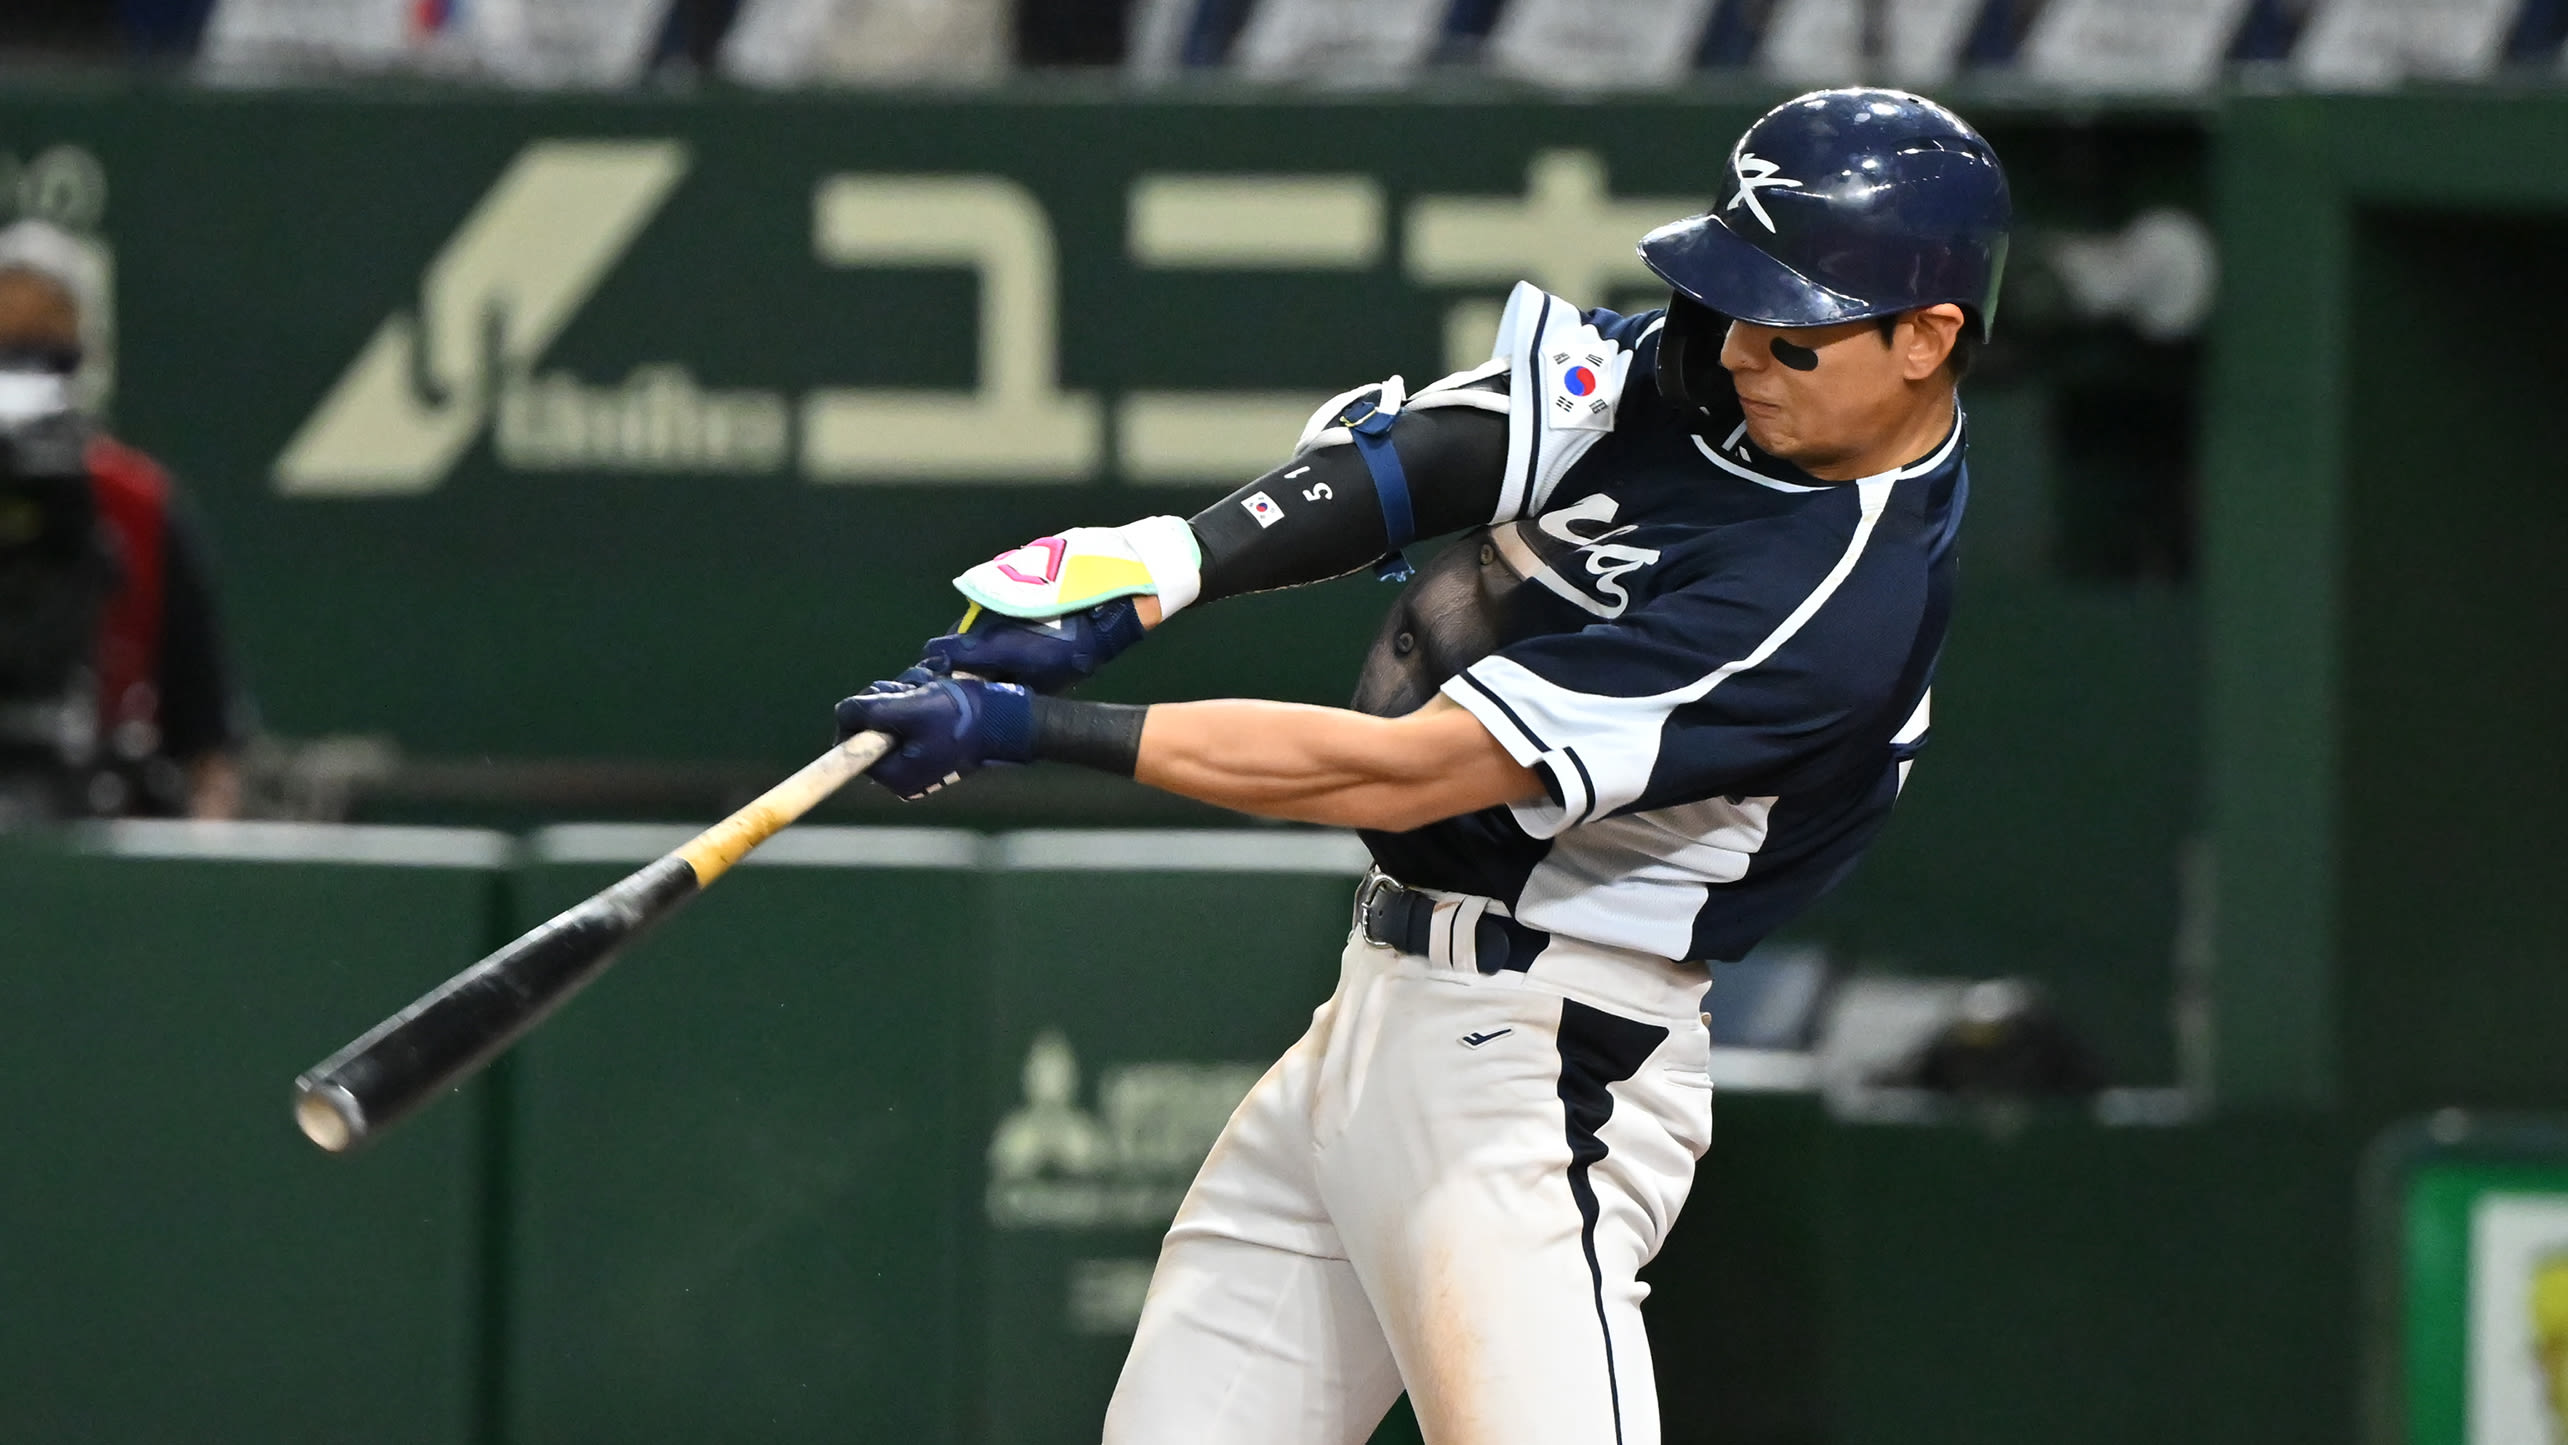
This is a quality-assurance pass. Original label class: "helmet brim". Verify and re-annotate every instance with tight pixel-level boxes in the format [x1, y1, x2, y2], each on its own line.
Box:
[1638, 212, 1882, 331]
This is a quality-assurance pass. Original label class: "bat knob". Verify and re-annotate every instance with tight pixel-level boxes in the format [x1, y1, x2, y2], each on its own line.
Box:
[294, 1078, 366, 1153]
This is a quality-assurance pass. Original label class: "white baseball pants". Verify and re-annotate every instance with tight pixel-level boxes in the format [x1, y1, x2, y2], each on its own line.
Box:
[1104, 925, 1714, 1445]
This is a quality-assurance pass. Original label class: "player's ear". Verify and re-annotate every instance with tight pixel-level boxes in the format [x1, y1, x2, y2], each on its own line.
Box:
[1901, 306, 1967, 382]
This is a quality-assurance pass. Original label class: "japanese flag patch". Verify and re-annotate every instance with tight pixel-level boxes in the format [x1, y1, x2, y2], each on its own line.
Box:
[1240, 491, 1285, 528]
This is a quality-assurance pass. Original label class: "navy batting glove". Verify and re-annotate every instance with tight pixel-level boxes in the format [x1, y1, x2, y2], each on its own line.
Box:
[834, 676, 1035, 800]
[922, 597, 1148, 695]
[863, 658, 951, 695]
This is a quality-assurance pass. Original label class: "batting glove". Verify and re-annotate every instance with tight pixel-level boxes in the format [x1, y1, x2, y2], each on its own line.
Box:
[920, 597, 1147, 695]
[834, 676, 1035, 800]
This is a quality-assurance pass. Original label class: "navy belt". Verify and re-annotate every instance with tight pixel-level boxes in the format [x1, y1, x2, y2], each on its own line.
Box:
[1355, 871, 1547, 974]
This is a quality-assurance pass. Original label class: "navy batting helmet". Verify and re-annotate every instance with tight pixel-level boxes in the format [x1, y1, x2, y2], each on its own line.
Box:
[1640, 88, 2012, 340]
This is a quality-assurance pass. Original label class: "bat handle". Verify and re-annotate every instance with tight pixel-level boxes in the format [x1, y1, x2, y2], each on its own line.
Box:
[676, 730, 892, 886]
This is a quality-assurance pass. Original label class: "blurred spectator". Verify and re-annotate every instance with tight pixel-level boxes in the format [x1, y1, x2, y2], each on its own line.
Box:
[1017, 0, 1130, 65]
[1757, 0, 1985, 87]
[2021, 0, 2255, 92]
[1229, 0, 1448, 83]
[721, 0, 1007, 84]
[2295, 0, 2523, 89]
[23, 0, 2568, 86]
[199, 0, 670, 86]
[1487, 0, 1717, 89]
[1130, 0, 1469, 79]
[657, 0, 746, 67]
[0, 0, 212, 61]
[0, 0, 120, 59]
[1125, 0, 1235, 76]
[0, 220, 248, 824]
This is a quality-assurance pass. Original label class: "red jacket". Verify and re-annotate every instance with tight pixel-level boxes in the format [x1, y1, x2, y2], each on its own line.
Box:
[86, 434, 173, 752]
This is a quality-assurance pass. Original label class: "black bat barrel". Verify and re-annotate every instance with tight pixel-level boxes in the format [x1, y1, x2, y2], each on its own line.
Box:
[293, 855, 701, 1152]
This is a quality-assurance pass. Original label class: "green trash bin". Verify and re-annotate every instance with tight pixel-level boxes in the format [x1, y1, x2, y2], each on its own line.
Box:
[0, 821, 506, 1445]
[501, 824, 984, 1445]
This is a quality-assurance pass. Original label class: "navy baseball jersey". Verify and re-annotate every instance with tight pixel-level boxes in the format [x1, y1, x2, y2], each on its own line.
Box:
[1360, 284, 1966, 964]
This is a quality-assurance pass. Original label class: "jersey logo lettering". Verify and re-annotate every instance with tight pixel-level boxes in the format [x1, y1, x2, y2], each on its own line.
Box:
[1536, 493, 1663, 616]
[1460, 1029, 1513, 1048]
[1727, 153, 1804, 234]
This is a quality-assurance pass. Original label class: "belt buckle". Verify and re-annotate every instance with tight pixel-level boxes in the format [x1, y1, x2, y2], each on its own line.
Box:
[1353, 868, 1396, 947]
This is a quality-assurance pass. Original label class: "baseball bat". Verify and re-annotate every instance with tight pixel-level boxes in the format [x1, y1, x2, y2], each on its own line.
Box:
[292, 730, 894, 1154]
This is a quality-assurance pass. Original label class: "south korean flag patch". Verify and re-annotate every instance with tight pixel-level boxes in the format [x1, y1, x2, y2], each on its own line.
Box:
[1542, 321, 1631, 434]
[1488, 284, 1642, 517]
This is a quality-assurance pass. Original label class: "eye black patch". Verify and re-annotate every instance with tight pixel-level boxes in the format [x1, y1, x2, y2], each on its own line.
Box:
[1769, 337, 1820, 371]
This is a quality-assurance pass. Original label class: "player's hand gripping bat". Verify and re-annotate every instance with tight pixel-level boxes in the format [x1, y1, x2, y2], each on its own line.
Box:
[291, 730, 894, 1153]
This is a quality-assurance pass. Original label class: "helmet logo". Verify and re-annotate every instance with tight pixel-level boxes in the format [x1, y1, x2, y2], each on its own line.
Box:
[1727, 153, 1804, 234]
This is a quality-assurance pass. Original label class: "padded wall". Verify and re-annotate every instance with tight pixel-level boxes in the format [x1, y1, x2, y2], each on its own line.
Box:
[500, 826, 984, 1444]
[0, 823, 503, 1445]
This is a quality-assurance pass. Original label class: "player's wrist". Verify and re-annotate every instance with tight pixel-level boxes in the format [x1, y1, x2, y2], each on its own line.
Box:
[1090, 595, 1151, 653]
[1027, 696, 1148, 777]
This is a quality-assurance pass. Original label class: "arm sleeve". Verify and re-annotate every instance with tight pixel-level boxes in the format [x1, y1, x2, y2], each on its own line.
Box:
[154, 500, 249, 762]
[1439, 493, 1918, 838]
[1183, 281, 1652, 609]
[1189, 401, 1509, 605]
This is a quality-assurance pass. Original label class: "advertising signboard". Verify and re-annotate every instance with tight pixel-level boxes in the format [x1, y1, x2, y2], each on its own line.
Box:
[2371, 1116, 2568, 1445]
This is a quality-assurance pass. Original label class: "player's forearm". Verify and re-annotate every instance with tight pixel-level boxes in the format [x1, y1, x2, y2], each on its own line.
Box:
[1135, 700, 1415, 824]
[1131, 698, 1534, 832]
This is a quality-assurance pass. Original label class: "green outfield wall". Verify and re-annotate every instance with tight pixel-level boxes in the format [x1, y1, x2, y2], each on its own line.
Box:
[966, 832, 1398, 1441]
[2, 825, 2367, 1445]
[502, 826, 986, 1444]
[0, 823, 505, 1445]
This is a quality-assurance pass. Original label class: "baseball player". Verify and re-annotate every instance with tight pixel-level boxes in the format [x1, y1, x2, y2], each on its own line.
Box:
[836, 88, 2010, 1445]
